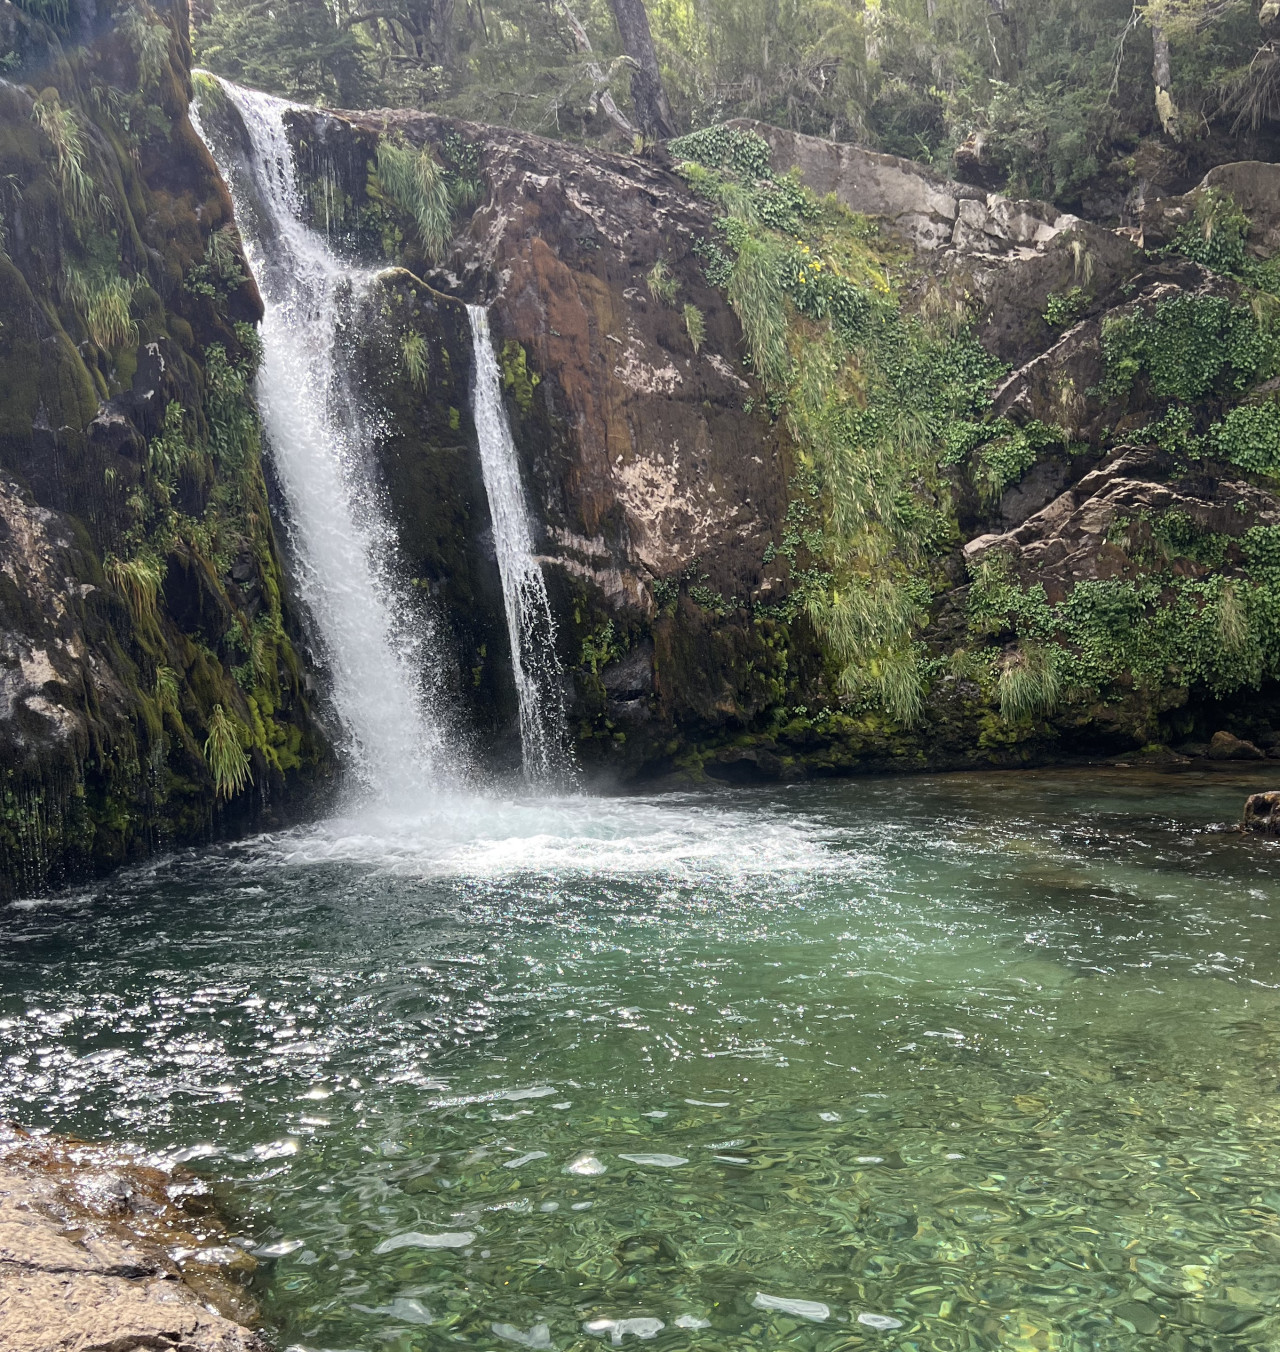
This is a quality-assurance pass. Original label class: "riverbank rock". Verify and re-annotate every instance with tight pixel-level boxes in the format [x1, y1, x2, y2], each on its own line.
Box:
[0, 1126, 263, 1352]
[1243, 790, 1280, 833]
[1208, 731, 1266, 760]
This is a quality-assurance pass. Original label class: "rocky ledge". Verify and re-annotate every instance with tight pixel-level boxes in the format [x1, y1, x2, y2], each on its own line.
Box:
[0, 1126, 262, 1352]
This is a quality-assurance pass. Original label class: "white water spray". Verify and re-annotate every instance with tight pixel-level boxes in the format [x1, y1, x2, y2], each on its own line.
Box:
[194, 79, 447, 800]
[467, 306, 572, 785]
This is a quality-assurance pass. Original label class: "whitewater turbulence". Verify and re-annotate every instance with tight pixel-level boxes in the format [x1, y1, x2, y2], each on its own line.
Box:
[193, 79, 447, 800]
[468, 305, 572, 785]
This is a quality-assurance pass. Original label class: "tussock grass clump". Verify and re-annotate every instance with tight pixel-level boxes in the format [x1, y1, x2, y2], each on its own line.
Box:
[375, 140, 452, 263]
[203, 704, 252, 799]
[86, 274, 138, 351]
[401, 331, 429, 390]
[105, 553, 163, 624]
[998, 642, 1062, 723]
[728, 235, 788, 387]
[32, 92, 95, 223]
[683, 303, 705, 353]
[647, 258, 678, 305]
[154, 665, 180, 717]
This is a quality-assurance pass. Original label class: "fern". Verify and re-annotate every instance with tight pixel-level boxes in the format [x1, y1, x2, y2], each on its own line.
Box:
[375, 140, 452, 263]
[203, 704, 252, 800]
[683, 303, 705, 353]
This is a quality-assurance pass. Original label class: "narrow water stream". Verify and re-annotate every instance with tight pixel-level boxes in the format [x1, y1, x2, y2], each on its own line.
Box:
[467, 305, 571, 785]
[2, 769, 1278, 1351]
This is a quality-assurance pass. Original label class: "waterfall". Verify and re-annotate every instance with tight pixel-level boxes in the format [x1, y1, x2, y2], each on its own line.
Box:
[193, 79, 448, 801]
[467, 306, 572, 785]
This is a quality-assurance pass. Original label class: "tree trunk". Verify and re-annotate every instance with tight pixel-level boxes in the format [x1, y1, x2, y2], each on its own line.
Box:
[1151, 18, 1180, 136]
[556, 0, 637, 136]
[605, 0, 676, 139]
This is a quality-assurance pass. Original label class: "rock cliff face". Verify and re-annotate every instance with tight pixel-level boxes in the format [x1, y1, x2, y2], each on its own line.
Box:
[266, 103, 1280, 783]
[0, 0, 333, 895]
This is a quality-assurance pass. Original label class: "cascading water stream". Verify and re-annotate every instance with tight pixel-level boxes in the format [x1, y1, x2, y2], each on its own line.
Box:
[467, 306, 572, 785]
[192, 79, 448, 802]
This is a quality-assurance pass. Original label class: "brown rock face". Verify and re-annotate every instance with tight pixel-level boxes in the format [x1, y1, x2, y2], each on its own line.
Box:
[1243, 789, 1280, 831]
[273, 104, 1280, 782]
[1209, 730, 1265, 760]
[0, 1127, 262, 1352]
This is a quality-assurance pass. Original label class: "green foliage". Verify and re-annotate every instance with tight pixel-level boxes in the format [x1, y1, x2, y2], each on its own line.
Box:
[148, 402, 194, 479]
[1206, 397, 1280, 475]
[203, 704, 252, 799]
[118, 6, 171, 89]
[499, 340, 540, 413]
[670, 126, 774, 179]
[85, 274, 137, 351]
[965, 538, 1280, 713]
[1043, 286, 1087, 328]
[727, 234, 788, 386]
[184, 226, 248, 298]
[31, 91, 95, 223]
[154, 665, 181, 718]
[998, 642, 1062, 724]
[965, 420, 1069, 501]
[580, 620, 625, 674]
[1101, 294, 1276, 402]
[105, 552, 163, 625]
[401, 331, 429, 390]
[683, 303, 705, 353]
[1168, 188, 1251, 277]
[374, 139, 452, 264]
[646, 258, 678, 305]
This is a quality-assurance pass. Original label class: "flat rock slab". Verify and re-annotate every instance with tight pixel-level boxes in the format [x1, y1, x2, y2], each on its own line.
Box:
[0, 1127, 264, 1352]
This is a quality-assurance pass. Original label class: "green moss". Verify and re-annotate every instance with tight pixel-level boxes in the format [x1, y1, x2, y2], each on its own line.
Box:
[499, 339, 540, 414]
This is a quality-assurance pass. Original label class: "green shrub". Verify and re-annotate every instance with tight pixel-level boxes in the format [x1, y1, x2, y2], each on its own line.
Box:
[1168, 188, 1250, 277]
[1101, 294, 1275, 402]
[1207, 398, 1280, 475]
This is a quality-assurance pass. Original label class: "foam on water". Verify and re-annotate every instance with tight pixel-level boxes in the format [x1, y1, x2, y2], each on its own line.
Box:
[236, 790, 856, 881]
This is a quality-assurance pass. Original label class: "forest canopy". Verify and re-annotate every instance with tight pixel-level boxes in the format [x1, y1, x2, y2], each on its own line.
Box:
[194, 0, 1280, 209]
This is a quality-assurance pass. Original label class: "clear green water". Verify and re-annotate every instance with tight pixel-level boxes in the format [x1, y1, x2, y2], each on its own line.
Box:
[3, 770, 1280, 1351]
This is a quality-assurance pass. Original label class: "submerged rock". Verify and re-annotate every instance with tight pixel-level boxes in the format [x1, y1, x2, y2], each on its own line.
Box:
[0, 1125, 263, 1352]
